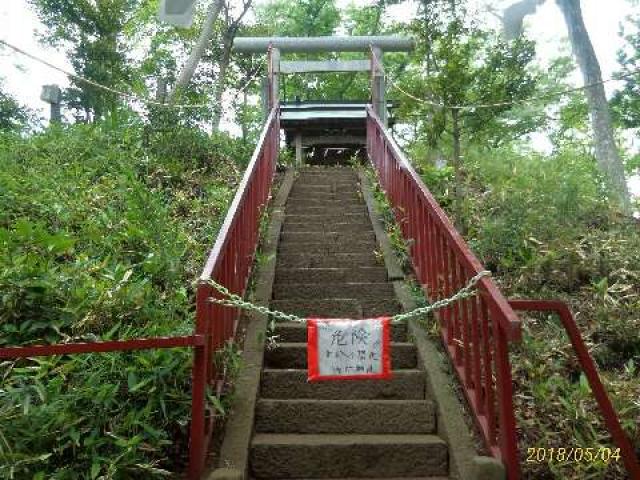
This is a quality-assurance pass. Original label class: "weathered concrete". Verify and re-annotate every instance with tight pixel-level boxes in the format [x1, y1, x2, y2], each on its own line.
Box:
[284, 198, 365, 208]
[358, 170, 405, 281]
[274, 266, 387, 284]
[473, 456, 506, 480]
[264, 341, 417, 369]
[281, 231, 376, 244]
[260, 369, 426, 400]
[270, 297, 401, 320]
[280, 59, 371, 73]
[233, 35, 415, 54]
[288, 193, 362, 203]
[270, 298, 362, 318]
[205, 169, 295, 480]
[276, 252, 384, 269]
[278, 240, 377, 256]
[289, 183, 361, 194]
[255, 399, 436, 434]
[271, 282, 396, 300]
[358, 296, 402, 316]
[215, 166, 458, 480]
[284, 212, 370, 224]
[285, 204, 366, 215]
[250, 434, 448, 479]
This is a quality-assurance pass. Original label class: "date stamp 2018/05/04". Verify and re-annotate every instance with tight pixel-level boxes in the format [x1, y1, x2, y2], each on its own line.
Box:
[527, 447, 621, 464]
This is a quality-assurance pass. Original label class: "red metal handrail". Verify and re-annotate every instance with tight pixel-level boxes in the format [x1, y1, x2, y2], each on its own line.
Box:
[366, 107, 523, 478]
[0, 108, 280, 480]
[190, 106, 280, 478]
[509, 300, 640, 478]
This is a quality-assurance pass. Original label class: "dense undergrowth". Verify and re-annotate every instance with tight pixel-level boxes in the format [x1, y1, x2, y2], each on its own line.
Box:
[0, 117, 251, 479]
[415, 146, 640, 479]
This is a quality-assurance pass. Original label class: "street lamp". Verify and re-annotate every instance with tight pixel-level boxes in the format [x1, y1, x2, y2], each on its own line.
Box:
[159, 0, 199, 27]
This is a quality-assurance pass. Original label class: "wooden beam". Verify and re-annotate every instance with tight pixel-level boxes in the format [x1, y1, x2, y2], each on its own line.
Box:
[280, 60, 370, 74]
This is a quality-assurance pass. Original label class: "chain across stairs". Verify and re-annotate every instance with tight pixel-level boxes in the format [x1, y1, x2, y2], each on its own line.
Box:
[202, 270, 491, 325]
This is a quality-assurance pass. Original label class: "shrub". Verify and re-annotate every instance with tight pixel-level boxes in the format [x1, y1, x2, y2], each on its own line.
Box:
[0, 120, 243, 478]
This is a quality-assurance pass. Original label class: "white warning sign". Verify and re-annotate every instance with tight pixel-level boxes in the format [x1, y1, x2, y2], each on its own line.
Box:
[307, 318, 392, 382]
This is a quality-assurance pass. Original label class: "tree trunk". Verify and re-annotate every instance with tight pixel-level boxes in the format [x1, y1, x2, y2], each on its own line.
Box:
[451, 108, 466, 234]
[169, 0, 224, 102]
[241, 89, 248, 143]
[211, 32, 233, 132]
[556, 0, 631, 211]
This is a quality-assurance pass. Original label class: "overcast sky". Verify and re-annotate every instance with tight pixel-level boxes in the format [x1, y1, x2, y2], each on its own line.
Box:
[0, 0, 636, 114]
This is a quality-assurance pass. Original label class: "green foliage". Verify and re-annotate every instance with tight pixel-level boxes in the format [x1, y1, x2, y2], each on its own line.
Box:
[31, 0, 139, 121]
[397, 20, 541, 149]
[0, 81, 30, 132]
[256, 0, 340, 37]
[612, 11, 640, 129]
[420, 144, 639, 479]
[0, 120, 243, 478]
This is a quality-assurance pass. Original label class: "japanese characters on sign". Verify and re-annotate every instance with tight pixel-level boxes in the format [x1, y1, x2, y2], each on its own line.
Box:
[307, 317, 392, 382]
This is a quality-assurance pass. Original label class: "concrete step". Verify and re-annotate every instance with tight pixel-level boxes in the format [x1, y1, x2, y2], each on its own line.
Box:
[275, 252, 383, 269]
[268, 477, 450, 480]
[274, 266, 387, 284]
[250, 434, 448, 478]
[272, 282, 396, 301]
[296, 171, 357, 176]
[288, 191, 362, 201]
[255, 399, 436, 434]
[280, 231, 376, 245]
[286, 205, 366, 215]
[286, 198, 363, 208]
[290, 184, 360, 194]
[260, 369, 425, 400]
[284, 222, 372, 234]
[270, 299, 362, 318]
[294, 178, 358, 187]
[285, 213, 370, 225]
[361, 298, 404, 317]
[297, 169, 357, 175]
[264, 342, 417, 369]
[274, 321, 407, 343]
[278, 240, 377, 255]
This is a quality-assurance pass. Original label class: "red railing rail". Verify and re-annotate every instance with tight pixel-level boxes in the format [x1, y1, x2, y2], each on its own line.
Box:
[366, 107, 523, 478]
[509, 300, 640, 478]
[0, 108, 280, 480]
[190, 106, 280, 477]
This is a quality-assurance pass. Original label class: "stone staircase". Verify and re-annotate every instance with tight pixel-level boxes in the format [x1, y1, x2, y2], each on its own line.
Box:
[248, 167, 451, 479]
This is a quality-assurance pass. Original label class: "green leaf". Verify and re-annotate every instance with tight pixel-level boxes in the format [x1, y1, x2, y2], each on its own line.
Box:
[91, 463, 101, 479]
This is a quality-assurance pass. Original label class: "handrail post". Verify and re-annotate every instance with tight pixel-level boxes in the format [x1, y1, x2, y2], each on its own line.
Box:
[188, 282, 212, 479]
[509, 300, 640, 478]
[493, 317, 521, 479]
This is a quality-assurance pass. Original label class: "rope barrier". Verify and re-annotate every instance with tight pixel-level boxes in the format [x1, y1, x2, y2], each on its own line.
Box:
[202, 270, 491, 325]
[0, 38, 264, 110]
[385, 67, 640, 111]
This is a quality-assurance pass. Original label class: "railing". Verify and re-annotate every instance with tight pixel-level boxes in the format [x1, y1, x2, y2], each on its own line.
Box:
[0, 108, 280, 480]
[509, 300, 640, 478]
[190, 107, 280, 478]
[366, 106, 640, 479]
[366, 107, 523, 478]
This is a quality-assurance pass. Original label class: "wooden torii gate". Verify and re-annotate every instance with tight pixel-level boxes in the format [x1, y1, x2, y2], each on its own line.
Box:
[233, 36, 414, 165]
